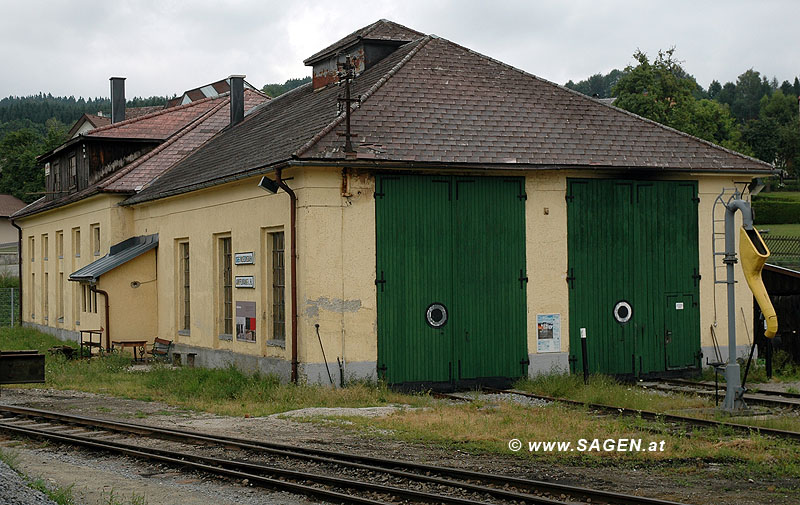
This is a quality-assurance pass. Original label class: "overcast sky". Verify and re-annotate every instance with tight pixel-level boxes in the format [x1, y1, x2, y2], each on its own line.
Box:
[1, 0, 797, 99]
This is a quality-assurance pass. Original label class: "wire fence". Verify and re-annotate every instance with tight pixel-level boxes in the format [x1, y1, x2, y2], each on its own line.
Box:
[0, 288, 19, 327]
[764, 235, 800, 269]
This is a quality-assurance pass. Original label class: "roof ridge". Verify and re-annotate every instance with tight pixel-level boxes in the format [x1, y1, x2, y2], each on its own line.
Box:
[99, 97, 231, 190]
[86, 95, 219, 135]
[433, 37, 774, 170]
[294, 36, 431, 158]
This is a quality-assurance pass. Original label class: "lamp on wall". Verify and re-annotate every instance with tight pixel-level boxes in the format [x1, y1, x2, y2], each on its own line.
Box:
[258, 176, 280, 194]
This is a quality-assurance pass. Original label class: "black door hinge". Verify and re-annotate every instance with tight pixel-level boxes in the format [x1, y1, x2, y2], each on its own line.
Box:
[692, 196, 700, 204]
[519, 269, 528, 289]
[566, 268, 576, 288]
[565, 194, 574, 203]
[519, 192, 527, 201]
[692, 268, 701, 287]
[520, 358, 530, 366]
[374, 191, 384, 198]
[375, 270, 386, 292]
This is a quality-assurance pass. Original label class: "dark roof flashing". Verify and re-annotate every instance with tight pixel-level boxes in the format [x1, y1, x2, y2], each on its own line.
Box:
[69, 234, 158, 283]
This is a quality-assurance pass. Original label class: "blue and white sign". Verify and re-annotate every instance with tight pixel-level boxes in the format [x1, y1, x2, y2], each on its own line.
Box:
[536, 313, 561, 353]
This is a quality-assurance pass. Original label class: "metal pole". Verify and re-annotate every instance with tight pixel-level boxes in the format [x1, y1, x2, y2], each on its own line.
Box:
[10, 288, 14, 326]
[722, 194, 752, 411]
[580, 327, 589, 385]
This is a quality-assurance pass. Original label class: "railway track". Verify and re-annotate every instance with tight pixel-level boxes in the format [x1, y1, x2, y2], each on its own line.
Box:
[0, 404, 687, 505]
[480, 388, 800, 442]
[653, 378, 800, 409]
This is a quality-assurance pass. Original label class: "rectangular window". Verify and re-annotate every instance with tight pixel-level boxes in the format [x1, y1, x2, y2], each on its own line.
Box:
[30, 272, 35, 319]
[73, 228, 81, 257]
[56, 231, 63, 259]
[29, 237, 34, 262]
[42, 234, 48, 261]
[57, 273, 64, 323]
[69, 155, 77, 188]
[82, 284, 97, 314]
[91, 224, 100, 256]
[219, 237, 232, 337]
[179, 242, 190, 332]
[43, 272, 49, 321]
[271, 232, 286, 341]
[53, 160, 61, 193]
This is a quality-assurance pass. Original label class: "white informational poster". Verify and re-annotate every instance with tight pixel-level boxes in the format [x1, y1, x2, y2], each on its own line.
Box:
[536, 313, 561, 353]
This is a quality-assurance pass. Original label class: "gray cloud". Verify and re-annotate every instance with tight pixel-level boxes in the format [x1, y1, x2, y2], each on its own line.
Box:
[0, 0, 797, 99]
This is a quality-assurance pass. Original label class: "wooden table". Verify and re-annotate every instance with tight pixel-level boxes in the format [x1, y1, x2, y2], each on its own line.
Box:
[111, 340, 148, 362]
[79, 329, 104, 358]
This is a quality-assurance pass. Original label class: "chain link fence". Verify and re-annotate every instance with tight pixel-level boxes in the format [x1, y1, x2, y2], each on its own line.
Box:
[0, 288, 18, 327]
[763, 235, 800, 270]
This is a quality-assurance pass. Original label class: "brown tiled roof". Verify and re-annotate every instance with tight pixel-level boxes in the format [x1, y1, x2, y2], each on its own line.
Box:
[13, 90, 269, 219]
[126, 106, 164, 119]
[126, 23, 771, 206]
[303, 19, 424, 64]
[0, 194, 27, 217]
[86, 98, 220, 140]
[102, 89, 269, 192]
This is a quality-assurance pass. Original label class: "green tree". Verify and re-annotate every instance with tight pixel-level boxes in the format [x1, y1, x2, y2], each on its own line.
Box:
[0, 128, 45, 202]
[612, 48, 747, 152]
[261, 77, 311, 98]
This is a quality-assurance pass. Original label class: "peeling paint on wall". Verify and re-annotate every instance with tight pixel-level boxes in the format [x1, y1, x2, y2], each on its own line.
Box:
[305, 296, 362, 318]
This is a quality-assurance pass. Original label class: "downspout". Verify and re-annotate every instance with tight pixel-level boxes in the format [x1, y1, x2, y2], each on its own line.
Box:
[92, 285, 110, 351]
[274, 168, 299, 383]
[11, 219, 22, 325]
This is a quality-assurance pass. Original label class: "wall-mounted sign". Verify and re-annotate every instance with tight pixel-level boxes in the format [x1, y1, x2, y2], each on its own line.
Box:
[235, 276, 254, 288]
[44, 163, 50, 176]
[236, 301, 256, 342]
[234, 252, 254, 265]
[537, 313, 561, 353]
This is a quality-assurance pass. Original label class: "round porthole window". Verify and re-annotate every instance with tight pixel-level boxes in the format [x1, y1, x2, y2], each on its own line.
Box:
[613, 300, 632, 324]
[426, 303, 448, 328]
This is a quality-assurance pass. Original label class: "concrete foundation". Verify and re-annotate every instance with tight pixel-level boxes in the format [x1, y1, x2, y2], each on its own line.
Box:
[23, 322, 79, 343]
[702, 345, 756, 366]
[527, 352, 570, 376]
[172, 343, 292, 381]
[300, 361, 377, 386]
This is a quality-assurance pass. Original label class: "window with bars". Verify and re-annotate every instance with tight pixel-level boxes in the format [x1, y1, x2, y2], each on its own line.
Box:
[271, 232, 286, 341]
[42, 234, 48, 261]
[220, 237, 232, 336]
[179, 242, 190, 332]
[56, 231, 63, 259]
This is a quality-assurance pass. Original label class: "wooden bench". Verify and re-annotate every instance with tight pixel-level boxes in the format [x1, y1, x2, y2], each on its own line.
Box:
[147, 338, 173, 362]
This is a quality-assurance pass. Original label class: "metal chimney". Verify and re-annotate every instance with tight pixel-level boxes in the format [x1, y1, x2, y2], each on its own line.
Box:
[110, 77, 126, 124]
[229, 75, 245, 126]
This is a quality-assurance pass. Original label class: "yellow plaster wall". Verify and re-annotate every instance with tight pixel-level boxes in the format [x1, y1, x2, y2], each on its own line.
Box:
[524, 171, 755, 361]
[132, 176, 292, 359]
[96, 249, 158, 342]
[16, 194, 130, 333]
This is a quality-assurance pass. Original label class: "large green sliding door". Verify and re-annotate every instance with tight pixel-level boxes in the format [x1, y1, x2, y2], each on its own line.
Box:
[376, 174, 528, 386]
[567, 179, 701, 377]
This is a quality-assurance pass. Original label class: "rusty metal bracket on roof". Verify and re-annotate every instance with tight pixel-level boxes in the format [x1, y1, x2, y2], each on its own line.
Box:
[337, 55, 361, 154]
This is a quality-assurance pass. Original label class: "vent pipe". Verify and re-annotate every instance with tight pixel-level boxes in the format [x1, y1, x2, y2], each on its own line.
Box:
[229, 75, 245, 126]
[110, 77, 126, 124]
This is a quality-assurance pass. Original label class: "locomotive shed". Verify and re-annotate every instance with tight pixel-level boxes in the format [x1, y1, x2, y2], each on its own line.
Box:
[12, 19, 778, 388]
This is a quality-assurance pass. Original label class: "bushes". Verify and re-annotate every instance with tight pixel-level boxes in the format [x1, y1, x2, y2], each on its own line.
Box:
[752, 198, 800, 224]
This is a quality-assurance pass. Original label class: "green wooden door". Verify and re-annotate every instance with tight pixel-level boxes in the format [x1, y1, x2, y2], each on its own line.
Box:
[567, 179, 700, 377]
[376, 174, 528, 386]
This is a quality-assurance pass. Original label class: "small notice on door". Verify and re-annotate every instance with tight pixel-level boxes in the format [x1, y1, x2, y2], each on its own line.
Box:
[537, 313, 561, 353]
[675, 302, 684, 310]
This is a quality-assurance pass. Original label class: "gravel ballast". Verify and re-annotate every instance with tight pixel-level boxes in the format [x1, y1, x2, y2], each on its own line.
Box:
[0, 459, 57, 505]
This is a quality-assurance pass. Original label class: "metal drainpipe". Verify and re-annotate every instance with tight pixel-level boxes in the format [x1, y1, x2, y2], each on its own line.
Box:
[11, 219, 22, 325]
[274, 168, 299, 383]
[92, 286, 111, 351]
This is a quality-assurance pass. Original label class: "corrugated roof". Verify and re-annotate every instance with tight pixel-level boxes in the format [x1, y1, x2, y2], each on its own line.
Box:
[69, 234, 158, 282]
[126, 22, 772, 206]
